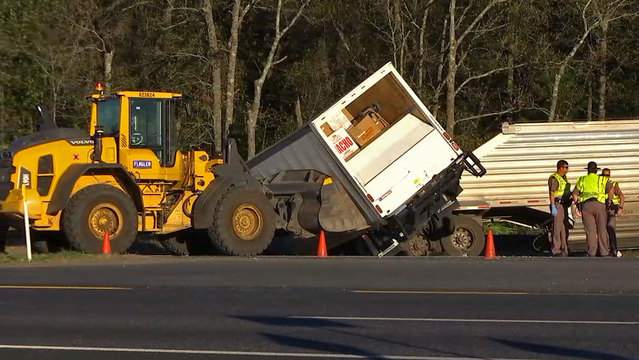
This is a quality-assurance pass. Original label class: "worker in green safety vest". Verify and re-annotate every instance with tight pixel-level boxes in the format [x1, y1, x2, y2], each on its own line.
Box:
[572, 161, 614, 256]
[548, 160, 572, 256]
[601, 168, 625, 257]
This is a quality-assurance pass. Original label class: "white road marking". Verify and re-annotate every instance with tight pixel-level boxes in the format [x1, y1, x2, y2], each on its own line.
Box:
[352, 290, 529, 295]
[0, 344, 533, 360]
[0, 285, 130, 290]
[290, 316, 639, 326]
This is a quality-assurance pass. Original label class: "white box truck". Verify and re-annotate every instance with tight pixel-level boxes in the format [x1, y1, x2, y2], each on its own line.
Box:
[241, 63, 486, 255]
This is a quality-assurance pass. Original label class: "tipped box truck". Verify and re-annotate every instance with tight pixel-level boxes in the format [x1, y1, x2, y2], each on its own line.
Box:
[247, 63, 486, 255]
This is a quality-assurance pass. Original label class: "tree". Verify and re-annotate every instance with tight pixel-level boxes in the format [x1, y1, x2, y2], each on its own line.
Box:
[548, 0, 599, 122]
[445, 0, 510, 135]
[246, 0, 309, 158]
[592, 0, 639, 120]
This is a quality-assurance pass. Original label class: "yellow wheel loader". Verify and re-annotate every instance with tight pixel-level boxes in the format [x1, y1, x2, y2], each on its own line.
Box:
[0, 85, 277, 255]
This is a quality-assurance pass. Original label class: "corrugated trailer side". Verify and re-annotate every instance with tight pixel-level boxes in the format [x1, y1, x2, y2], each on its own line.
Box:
[458, 120, 639, 251]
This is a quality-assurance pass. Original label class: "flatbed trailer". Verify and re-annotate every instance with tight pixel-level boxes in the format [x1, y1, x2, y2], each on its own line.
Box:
[456, 120, 639, 252]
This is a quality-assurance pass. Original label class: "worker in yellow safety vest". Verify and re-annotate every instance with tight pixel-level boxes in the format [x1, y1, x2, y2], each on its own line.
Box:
[572, 161, 614, 256]
[601, 168, 625, 257]
[548, 160, 571, 256]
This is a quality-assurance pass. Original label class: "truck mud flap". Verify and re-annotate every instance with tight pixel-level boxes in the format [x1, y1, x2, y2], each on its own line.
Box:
[463, 152, 486, 177]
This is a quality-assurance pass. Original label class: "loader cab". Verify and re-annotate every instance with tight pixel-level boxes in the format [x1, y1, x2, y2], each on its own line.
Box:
[90, 88, 183, 180]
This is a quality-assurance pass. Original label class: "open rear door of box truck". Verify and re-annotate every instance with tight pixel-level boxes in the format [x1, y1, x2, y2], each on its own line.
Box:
[310, 63, 463, 217]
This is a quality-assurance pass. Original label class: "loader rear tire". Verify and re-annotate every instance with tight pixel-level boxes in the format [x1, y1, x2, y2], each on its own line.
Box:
[0, 224, 7, 253]
[31, 231, 67, 254]
[63, 185, 137, 254]
[161, 230, 213, 256]
[441, 215, 485, 256]
[208, 186, 276, 256]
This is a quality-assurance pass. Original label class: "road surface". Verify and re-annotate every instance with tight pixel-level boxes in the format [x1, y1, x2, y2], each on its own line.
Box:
[0, 256, 638, 359]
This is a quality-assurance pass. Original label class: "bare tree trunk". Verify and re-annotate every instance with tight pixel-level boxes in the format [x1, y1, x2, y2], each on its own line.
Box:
[417, 7, 429, 93]
[548, 25, 596, 122]
[431, 17, 448, 117]
[51, 81, 57, 126]
[598, 19, 608, 121]
[506, 4, 515, 103]
[202, 0, 223, 152]
[295, 97, 303, 128]
[104, 49, 114, 91]
[549, 1, 598, 122]
[446, 0, 457, 135]
[246, 0, 309, 158]
[586, 80, 592, 121]
[225, 0, 242, 136]
[225, 0, 255, 137]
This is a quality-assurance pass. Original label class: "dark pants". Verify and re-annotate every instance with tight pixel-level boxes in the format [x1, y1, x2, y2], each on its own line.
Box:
[551, 203, 569, 255]
[582, 200, 609, 257]
[607, 206, 619, 253]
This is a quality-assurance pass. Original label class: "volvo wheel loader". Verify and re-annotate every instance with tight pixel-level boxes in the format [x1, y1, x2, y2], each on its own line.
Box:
[0, 84, 277, 255]
[0, 63, 485, 257]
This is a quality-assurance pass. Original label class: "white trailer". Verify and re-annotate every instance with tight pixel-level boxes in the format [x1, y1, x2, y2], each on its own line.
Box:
[456, 120, 639, 253]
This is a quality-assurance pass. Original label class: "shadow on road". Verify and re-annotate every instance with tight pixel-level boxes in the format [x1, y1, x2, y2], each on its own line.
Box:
[261, 333, 387, 358]
[233, 315, 356, 328]
[235, 315, 476, 358]
[493, 338, 633, 360]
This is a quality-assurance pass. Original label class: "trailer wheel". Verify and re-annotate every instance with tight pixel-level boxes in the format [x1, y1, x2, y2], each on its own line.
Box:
[208, 186, 276, 256]
[441, 216, 485, 256]
[62, 184, 138, 254]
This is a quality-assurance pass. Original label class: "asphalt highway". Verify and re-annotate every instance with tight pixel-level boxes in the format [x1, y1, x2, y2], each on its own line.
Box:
[0, 257, 638, 359]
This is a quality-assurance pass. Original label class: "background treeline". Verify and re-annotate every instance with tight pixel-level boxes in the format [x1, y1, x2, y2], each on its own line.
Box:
[1, 0, 638, 157]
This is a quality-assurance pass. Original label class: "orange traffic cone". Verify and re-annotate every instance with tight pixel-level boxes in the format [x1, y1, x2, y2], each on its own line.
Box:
[102, 231, 112, 255]
[484, 228, 496, 260]
[317, 230, 328, 257]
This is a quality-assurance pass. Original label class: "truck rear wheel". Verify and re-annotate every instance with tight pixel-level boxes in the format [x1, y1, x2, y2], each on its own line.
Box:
[400, 233, 429, 256]
[208, 186, 276, 256]
[441, 216, 485, 256]
[62, 185, 138, 254]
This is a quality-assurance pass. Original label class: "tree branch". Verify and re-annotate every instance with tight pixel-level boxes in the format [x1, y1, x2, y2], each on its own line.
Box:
[457, 0, 508, 46]
[456, 63, 525, 96]
[457, 108, 514, 123]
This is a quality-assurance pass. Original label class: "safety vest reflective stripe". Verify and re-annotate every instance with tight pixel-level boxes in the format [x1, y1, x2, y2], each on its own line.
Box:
[578, 174, 607, 204]
[551, 173, 567, 198]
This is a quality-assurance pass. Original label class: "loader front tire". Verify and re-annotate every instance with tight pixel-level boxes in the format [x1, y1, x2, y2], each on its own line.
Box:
[208, 186, 276, 256]
[63, 185, 138, 254]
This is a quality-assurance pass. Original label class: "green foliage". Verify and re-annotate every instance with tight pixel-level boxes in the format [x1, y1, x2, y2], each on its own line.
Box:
[1, 0, 638, 153]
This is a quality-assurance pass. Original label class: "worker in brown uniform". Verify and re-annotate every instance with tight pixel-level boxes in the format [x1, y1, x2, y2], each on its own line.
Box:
[573, 161, 613, 256]
[601, 168, 625, 257]
[548, 160, 571, 256]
